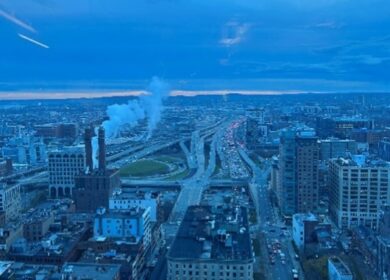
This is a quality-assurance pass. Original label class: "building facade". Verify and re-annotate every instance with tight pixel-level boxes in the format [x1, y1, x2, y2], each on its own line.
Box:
[329, 156, 390, 230]
[48, 146, 85, 198]
[278, 126, 319, 217]
[379, 138, 390, 161]
[109, 190, 158, 222]
[0, 183, 21, 222]
[94, 207, 151, 249]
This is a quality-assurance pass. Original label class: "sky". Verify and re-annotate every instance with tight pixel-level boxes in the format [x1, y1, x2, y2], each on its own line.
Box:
[0, 0, 389, 97]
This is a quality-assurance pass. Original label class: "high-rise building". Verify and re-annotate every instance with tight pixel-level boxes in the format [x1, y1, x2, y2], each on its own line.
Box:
[74, 127, 120, 212]
[246, 108, 267, 151]
[329, 155, 390, 230]
[48, 146, 85, 198]
[278, 126, 319, 217]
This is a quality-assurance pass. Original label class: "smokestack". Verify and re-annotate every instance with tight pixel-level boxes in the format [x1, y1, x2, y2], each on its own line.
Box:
[98, 126, 106, 171]
[5, 158, 12, 175]
[84, 127, 93, 172]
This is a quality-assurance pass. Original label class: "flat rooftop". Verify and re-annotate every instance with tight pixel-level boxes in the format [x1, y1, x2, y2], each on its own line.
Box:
[168, 205, 252, 262]
[329, 257, 352, 276]
[61, 263, 121, 280]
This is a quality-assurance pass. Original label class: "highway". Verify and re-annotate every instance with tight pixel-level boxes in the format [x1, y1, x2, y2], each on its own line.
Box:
[167, 125, 221, 232]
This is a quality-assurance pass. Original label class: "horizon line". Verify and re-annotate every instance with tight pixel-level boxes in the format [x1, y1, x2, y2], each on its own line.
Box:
[0, 89, 387, 101]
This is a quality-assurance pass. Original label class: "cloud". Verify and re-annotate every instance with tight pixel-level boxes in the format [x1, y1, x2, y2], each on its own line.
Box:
[0, 8, 36, 33]
[220, 21, 250, 47]
[313, 20, 344, 29]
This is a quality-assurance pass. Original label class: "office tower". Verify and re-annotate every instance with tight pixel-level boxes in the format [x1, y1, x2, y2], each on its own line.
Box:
[329, 155, 390, 230]
[278, 126, 319, 217]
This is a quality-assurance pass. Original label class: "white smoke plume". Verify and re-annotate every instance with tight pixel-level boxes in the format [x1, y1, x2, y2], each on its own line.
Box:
[91, 77, 170, 168]
[141, 77, 170, 139]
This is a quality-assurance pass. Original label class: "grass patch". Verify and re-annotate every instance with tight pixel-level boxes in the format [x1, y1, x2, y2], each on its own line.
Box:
[303, 256, 328, 280]
[120, 159, 170, 177]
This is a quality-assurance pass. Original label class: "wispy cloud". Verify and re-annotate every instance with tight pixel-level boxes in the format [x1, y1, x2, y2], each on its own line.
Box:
[220, 21, 250, 47]
[0, 8, 36, 33]
[313, 20, 344, 29]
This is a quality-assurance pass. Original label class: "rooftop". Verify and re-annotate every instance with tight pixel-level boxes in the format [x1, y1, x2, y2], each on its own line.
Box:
[328, 257, 352, 276]
[168, 205, 253, 262]
[60, 263, 121, 280]
[333, 155, 390, 168]
[293, 213, 318, 225]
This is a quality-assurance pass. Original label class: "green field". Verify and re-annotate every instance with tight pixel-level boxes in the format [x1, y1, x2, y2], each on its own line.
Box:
[120, 159, 170, 177]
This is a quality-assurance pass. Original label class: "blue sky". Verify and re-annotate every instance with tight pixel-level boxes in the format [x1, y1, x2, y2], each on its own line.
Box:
[0, 0, 389, 94]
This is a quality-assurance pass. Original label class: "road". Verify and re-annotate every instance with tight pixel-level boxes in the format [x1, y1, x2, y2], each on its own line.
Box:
[240, 148, 304, 280]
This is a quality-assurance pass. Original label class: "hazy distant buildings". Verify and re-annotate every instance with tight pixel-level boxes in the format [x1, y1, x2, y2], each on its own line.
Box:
[167, 206, 253, 280]
[1, 136, 46, 167]
[74, 127, 120, 212]
[48, 146, 85, 198]
[278, 126, 319, 217]
[246, 108, 267, 151]
[316, 116, 373, 139]
[329, 155, 390, 230]
[35, 123, 78, 141]
[320, 139, 357, 160]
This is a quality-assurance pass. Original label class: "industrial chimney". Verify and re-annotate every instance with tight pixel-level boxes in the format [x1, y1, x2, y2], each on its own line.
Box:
[84, 127, 93, 172]
[5, 158, 12, 175]
[98, 126, 106, 171]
